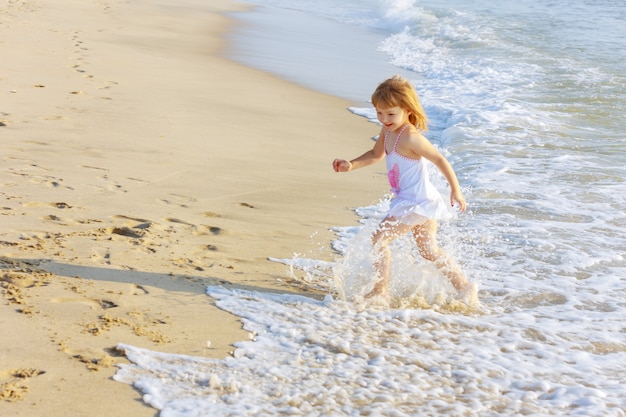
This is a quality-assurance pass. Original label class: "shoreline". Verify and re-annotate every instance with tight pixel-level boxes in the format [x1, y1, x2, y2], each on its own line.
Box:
[0, 0, 387, 415]
[225, 3, 413, 105]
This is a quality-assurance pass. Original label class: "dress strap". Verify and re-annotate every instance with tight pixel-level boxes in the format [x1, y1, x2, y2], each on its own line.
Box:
[384, 130, 390, 154]
[392, 125, 409, 153]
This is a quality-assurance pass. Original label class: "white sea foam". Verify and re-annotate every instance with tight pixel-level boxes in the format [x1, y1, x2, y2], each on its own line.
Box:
[116, 282, 626, 416]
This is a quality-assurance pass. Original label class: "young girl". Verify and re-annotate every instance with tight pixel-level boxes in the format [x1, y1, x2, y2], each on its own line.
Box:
[332, 75, 476, 303]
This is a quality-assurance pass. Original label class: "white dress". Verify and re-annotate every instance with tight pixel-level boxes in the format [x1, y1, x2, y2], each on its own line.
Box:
[384, 127, 452, 225]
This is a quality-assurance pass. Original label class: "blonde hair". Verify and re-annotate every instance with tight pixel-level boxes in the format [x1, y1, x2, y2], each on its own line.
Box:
[371, 75, 429, 131]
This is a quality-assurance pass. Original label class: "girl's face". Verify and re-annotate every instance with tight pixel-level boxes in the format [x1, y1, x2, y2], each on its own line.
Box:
[376, 106, 410, 133]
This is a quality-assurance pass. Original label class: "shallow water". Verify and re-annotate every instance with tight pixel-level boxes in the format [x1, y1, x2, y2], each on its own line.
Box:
[116, 0, 626, 415]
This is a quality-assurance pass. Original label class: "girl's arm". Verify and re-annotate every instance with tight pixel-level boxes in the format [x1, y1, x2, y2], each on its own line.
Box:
[430, 154, 467, 211]
[333, 129, 386, 172]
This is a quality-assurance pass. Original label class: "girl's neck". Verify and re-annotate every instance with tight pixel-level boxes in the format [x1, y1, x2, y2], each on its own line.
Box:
[389, 123, 411, 135]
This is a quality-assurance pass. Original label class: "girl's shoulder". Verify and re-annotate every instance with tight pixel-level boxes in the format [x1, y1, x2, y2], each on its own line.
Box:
[402, 126, 429, 145]
[398, 127, 433, 158]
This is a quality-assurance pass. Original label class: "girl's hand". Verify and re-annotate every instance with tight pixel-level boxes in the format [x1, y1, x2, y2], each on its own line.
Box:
[332, 159, 352, 172]
[451, 190, 467, 212]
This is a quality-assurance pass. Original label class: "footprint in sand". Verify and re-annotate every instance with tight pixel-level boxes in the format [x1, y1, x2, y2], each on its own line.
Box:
[165, 217, 195, 227]
[171, 257, 205, 272]
[50, 297, 118, 310]
[110, 216, 169, 254]
[0, 271, 39, 288]
[131, 284, 149, 295]
[109, 226, 144, 239]
[42, 214, 74, 226]
[0, 369, 46, 402]
[23, 140, 51, 146]
[125, 176, 148, 184]
[98, 80, 119, 90]
[25, 173, 74, 190]
[79, 311, 171, 345]
[113, 214, 151, 222]
[164, 218, 222, 237]
[81, 165, 108, 172]
[82, 167, 128, 193]
[100, 178, 126, 193]
[91, 249, 111, 265]
[60, 346, 116, 372]
[41, 115, 69, 122]
[159, 194, 197, 208]
[23, 201, 74, 209]
[0, 207, 14, 216]
[192, 225, 222, 236]
[171, 193, 197, 203]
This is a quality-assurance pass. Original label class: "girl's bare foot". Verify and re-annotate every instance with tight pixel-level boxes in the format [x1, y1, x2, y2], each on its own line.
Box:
[365, 293, 390, 308]
[365, 279, 388, 299]
[456, 281, 478, 306]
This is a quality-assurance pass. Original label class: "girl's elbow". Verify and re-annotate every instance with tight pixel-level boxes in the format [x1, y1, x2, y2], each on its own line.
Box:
[373, 151, 385, 162]
[433, 155, 451, 169]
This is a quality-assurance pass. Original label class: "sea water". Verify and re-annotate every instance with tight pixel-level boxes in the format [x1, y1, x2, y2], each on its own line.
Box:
[115, 0, 626, 415]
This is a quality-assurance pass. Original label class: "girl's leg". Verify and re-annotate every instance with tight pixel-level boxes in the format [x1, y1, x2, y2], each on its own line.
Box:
[368, 217, 414, 298]
[412, 220, 472, 294]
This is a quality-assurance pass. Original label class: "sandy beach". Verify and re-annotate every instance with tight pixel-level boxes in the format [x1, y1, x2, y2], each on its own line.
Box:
[0, 0, 386, 415]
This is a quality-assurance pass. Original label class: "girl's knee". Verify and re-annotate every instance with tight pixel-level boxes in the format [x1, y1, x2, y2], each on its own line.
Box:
[418, 246, 440, 262]
[372, 217, 411, 249]
[372, 235, 389, 252]
[371, 227, 393, 248]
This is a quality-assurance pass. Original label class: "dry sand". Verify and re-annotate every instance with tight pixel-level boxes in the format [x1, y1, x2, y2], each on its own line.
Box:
[0, 0, 388, 415]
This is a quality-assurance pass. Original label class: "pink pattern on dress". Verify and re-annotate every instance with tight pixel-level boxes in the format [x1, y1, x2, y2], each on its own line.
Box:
[388, 162, 401, 195]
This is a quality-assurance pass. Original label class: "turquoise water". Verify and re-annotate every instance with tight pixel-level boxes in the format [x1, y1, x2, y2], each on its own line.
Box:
[115, 1, 626, 415]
